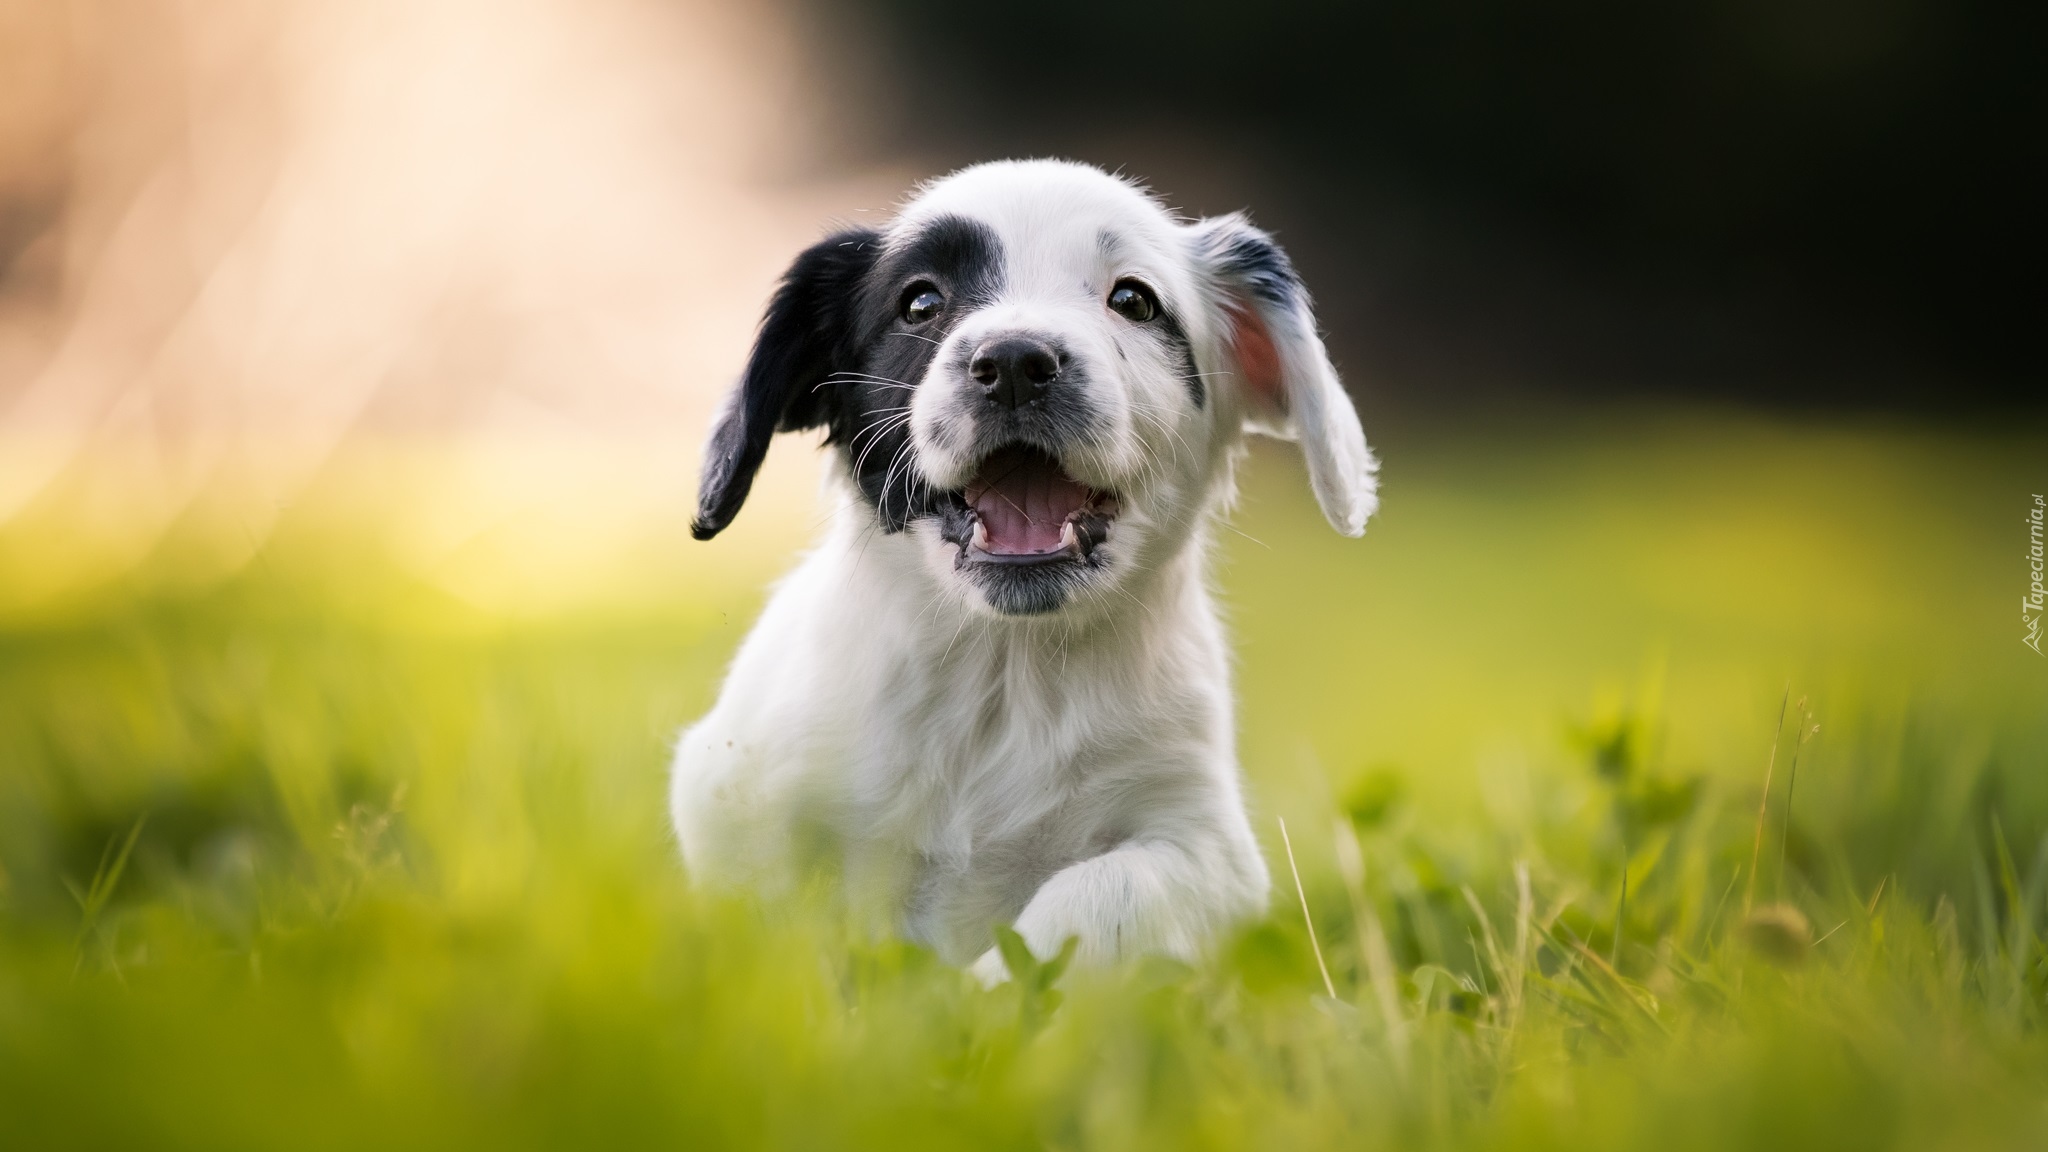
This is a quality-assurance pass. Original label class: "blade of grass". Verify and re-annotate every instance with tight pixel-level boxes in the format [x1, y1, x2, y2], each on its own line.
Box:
[1612, 846, 1629, 969]
[1510, 863, 1532, 1040]
[1333, 816, 1409, 1074]
[1746, 684, 1791, 914]
[1278, 816, 1336, 999]
[1777, 708, 1818, 900]
[71, 815, 147, 976]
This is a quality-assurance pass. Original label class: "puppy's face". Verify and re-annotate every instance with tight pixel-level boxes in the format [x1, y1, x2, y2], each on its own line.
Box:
[692, 161, 1378, 619]
[871, 169, 1221, 616]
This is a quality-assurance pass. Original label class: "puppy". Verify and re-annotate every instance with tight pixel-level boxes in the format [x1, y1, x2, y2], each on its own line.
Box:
[672, 160, 1376, 982]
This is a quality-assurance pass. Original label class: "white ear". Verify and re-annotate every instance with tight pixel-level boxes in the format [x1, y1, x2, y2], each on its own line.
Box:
[1190, 214, 1378, 536]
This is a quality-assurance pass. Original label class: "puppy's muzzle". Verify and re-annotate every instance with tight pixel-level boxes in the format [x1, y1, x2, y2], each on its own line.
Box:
[969, 336, 1059, 411]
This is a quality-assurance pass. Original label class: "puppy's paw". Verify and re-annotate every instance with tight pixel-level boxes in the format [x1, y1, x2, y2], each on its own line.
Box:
[968, 946, 1010, 988]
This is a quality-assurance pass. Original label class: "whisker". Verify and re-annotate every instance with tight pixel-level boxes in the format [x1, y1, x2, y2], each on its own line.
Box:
[1217, 519, 1270, 550]
[814, 372, 920, 393]
[850, 425, 910, 470]
[877, 443, 925, 517]
[1121, 400, 1195, 471]
[875, 427, 920, 496]
[826, 371, 920, 387]
[816, 380, 919, 393]
[851, 417, 914, 471]
[848, 409, 914, 450]
[851, 412, 916, 476]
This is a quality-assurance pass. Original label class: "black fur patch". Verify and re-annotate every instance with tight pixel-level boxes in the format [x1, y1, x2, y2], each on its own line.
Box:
[691, 217, 1007, 540]
[1206, 222, 1304, 310]
[832, 215, 1005, 531]
[692, 229, 882, 539]
[1150, 303, 1200, 407]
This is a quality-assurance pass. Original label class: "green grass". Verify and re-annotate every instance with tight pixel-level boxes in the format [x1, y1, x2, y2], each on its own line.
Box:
[2, 407, 2044, 1150]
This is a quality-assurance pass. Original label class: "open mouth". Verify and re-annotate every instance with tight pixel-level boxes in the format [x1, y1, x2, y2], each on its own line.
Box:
[955, 445, 1117, 565]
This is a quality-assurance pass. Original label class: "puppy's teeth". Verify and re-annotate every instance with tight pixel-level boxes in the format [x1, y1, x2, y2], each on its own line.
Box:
[971, 519, 989, 551]
[1060, 519, 1079, 554]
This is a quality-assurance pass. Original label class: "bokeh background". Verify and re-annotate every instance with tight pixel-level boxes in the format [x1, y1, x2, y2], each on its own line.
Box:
[1, 2, 2044, 1148]
[0, 0, 2039, 606]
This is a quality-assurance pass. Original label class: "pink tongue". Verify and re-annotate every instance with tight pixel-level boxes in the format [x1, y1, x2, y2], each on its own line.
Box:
[966, 447, 1090, 554]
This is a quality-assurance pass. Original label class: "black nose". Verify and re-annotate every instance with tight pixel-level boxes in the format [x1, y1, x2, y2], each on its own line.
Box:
[969, 337, 1059, 410]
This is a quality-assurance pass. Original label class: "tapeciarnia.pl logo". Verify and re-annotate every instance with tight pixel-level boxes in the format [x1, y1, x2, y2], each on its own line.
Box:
[2026, 494, 2045, 655]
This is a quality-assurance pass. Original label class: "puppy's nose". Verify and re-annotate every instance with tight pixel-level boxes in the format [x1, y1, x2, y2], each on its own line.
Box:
[969, 337, 1059, 410]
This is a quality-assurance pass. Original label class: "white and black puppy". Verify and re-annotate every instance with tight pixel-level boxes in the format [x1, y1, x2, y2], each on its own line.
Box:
[672, 160, 1376, 982]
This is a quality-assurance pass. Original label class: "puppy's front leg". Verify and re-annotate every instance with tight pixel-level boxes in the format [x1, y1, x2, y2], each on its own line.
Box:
[968, 840, 1264, 985]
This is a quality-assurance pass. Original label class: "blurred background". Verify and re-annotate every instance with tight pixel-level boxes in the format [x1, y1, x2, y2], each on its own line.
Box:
[3, 3, 2046, 1145]
[0, 0, 903, 612]
[848, 0, 2044, 408]
[2, 0, 2039, 616]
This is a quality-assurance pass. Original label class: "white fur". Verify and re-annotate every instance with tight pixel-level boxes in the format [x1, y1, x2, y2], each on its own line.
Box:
[671, 160, 1377, 981]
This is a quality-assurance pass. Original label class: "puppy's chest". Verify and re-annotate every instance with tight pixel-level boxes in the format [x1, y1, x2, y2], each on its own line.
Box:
[842, 660, 1138, 861]
[861, 690, 1132, 959]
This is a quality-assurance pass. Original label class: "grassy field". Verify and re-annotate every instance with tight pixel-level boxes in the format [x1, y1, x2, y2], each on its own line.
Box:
[1, 407, 2044, 1150]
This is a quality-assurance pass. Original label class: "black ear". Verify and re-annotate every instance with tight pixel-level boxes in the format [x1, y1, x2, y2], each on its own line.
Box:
[691, 228, 882, 540]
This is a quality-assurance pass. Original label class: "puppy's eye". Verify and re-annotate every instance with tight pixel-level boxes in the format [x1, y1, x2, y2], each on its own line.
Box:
[901, 285, 945, 325]
[1107, 280, 1158, 323]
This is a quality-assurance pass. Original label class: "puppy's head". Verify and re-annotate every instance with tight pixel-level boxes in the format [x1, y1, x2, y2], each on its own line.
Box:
[693, 160, 1377, 617]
